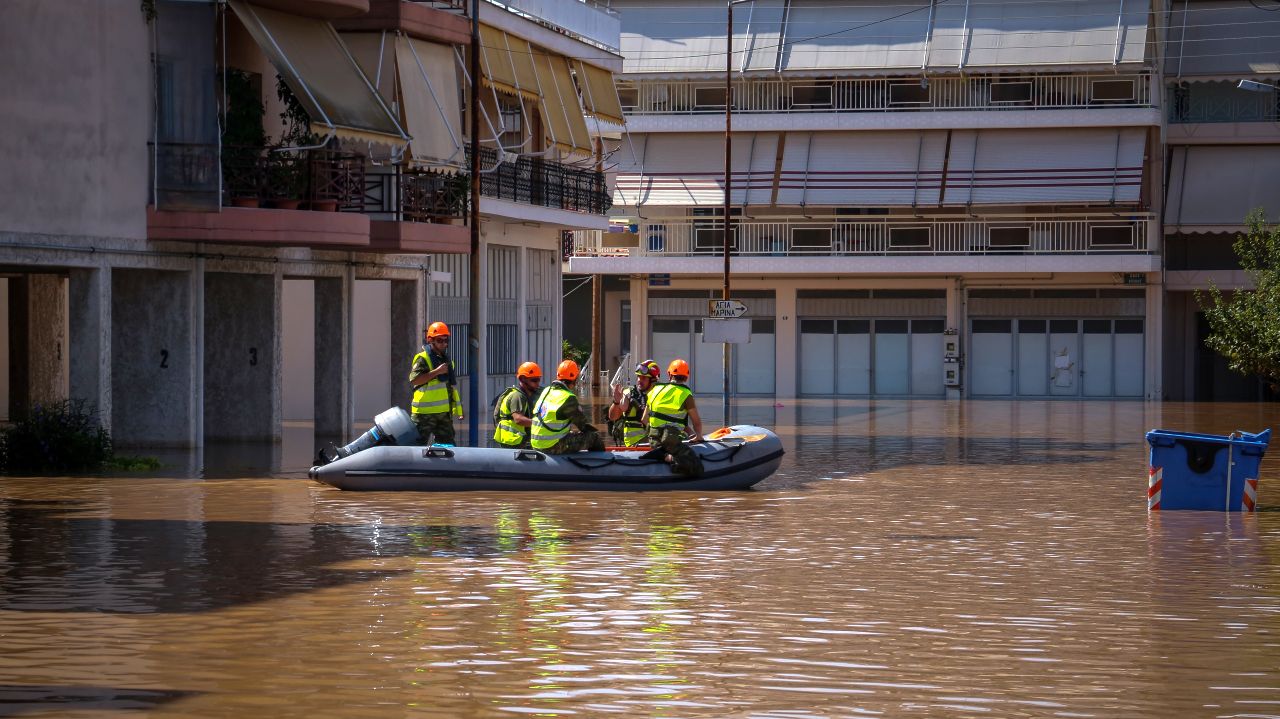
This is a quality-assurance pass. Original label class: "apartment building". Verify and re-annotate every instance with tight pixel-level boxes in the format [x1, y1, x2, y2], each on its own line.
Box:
[570, 0, 1249, 401]
[0, 0, 621, 447]
[1161, 0, 1280, 400]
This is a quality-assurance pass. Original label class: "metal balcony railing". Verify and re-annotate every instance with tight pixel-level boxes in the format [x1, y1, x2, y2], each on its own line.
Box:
[220, 145, 365, 210]
[619, 73, 1155, 116]
[361, 169, 468, 222]
[1166, 82, 1280, 124]
[469, 146, 611, 215]
[573, 214, 1154, 258]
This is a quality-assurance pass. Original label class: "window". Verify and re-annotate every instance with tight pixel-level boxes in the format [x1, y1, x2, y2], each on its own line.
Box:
[1083, 320, 1112, 334]
[487, 324, 518, 374]
[694, 227, 737, 253]
[800, 319, 834, 334]
[1050, 319, 1078, 333]
[912, 319, 945, 334]
[653, 318, 689, 333]
[990, 81, 1032, 104]
[888, 227, 931, 249]
[1090, 225, 1134, 248]
[791, 84, 832, 107]
[1114, 319, 1144, 334]
[694, 86, 727, 109]
[1091, 79, 1135, 103]
[837, 319, 870, 334]
[1019, 319, 1047, 333]
[989, 227, 1031, 249]
[497, 97, 523, 149]
[451, 324, 471, 376]
[876, 319, 909, 334]
[617, 87, 638, 109]
[621, 300, 631, 354]
[890, 82, 930, 105]
[972, 319, 1012, 333]
[752, 318, 776, 333]
[792, 227, 832, 252]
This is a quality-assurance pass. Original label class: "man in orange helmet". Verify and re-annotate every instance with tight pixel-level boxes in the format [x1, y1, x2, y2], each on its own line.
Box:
[492, 362, 542, 448]
[641, 358, 704, 476]
[409, 321, 463, 445]
[530, 359, 605, 454]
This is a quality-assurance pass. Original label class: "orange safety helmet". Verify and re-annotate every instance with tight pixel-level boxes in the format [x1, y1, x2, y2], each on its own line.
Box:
[426, 321, 450, 339]
[517, 361, 542, 380]
[667, 358, 690, 378]
[635, 359, 660, 380]
[556, 359, 581, 382]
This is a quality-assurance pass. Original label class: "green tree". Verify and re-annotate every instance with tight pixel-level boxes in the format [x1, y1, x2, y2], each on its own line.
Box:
[1195, 209, 1280, 390]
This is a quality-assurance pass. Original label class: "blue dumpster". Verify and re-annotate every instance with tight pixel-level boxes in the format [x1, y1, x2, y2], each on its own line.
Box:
[1145, 428, 1271, 511]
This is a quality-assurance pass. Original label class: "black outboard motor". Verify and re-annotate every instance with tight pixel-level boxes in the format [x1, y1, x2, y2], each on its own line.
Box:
[315, 407, 420, 465]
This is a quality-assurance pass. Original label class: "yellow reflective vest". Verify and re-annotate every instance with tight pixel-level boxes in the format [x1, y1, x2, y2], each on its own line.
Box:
[492, 386, 530, 447]
[410, 350, 462, 417]
[530, 384, 575, 450]
[646, 382, 692, 431]
[618, 387, 647, 446]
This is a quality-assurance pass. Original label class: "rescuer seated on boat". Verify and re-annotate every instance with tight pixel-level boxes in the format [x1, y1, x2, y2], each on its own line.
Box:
[642, 359, 705, 477]
[608, 359, 660, 447]
[492, 362, 542, 449]
[530, 360, 606, 455]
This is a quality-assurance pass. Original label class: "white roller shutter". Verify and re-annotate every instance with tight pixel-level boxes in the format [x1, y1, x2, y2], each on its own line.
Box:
[944, 128, 1145, 206]
[1167, 1, 1280, 78]
[613, 133, 769, 207]
[778, 131, 947, 207]
[617, 0, 785, 73]
[780, 0, 932, 72]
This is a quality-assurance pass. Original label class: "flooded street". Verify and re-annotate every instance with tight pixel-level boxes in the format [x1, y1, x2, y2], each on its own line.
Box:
[1, 400, 1278, 718]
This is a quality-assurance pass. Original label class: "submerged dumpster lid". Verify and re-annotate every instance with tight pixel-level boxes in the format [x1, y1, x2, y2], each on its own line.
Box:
[1146, 428, 1271, 450]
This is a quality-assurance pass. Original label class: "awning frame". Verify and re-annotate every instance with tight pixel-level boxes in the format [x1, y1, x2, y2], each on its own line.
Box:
[231, 1, 408, 149]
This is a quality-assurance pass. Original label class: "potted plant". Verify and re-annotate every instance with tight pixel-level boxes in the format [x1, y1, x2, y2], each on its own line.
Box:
[268, 77, 319, 210]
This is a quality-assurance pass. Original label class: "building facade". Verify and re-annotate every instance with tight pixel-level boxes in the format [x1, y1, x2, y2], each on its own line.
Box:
[0, 0, 622, 446]
[568, 0, 1280, 402]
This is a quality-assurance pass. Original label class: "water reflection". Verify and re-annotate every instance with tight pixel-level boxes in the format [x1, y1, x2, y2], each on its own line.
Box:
[0, 401, 1276, 718]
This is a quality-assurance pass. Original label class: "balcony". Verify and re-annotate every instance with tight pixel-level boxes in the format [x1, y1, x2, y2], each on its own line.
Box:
[148, 143, 469, 251]
[1167, 81, 1280, 124]
[620, 73, 1155, 116]
[420, 0, 620, 52]
[569, 213, 1157, 276]
[576, 215, 1153, 258]
[471, 146, 611, 216]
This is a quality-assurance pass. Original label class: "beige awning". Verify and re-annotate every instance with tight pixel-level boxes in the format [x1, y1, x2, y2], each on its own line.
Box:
[479, 24, 541, 101]
[536, 53, 593, 158]
[343, 31, 464, 171]
[228, 1, 406, 145]
[574, 60, 625, 126]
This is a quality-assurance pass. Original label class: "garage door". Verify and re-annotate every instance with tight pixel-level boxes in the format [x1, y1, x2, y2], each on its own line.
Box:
[969, 317, 1144, 398]
[650, 317, 776, 394]
[800, 317, 944, 396]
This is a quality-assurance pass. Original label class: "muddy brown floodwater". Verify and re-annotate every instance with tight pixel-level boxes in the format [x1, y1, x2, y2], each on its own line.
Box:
[1, 400, 1278, 718]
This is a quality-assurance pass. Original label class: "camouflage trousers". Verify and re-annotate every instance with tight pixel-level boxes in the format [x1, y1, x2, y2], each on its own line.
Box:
[649, 426, 704, 477]
[412, 413, 455, 446]
[543, 428, 606, 455]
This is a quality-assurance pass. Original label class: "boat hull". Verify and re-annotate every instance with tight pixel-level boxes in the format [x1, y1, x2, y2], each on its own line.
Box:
[309, 425, 784, 491]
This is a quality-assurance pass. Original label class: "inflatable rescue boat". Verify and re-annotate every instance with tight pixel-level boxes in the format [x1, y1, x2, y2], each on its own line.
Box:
[308, 411, 784, 492]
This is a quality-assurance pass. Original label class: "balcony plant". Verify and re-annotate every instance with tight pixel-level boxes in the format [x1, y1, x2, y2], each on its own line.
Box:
[269, 77, 319, 210]
[220, 67, 267, 207]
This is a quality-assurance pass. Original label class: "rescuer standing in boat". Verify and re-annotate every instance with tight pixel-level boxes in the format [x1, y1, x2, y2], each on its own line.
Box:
[608, 359, 660, 447]
[409, 322, 463, 445]
[530, 360, 605, 454]
[642, 359, 704, 476]
[492, 362, 542, 448]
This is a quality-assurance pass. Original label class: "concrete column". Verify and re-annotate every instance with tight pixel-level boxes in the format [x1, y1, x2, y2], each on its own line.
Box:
[390, 278, 420, 410]
[203, 272, 279, 442]
[313, 276, 351, 438]
[8, 274, 69, 415]
[945, 278, 964, 401]
[191, 258, 205, 448]
[628, 275, 649, 363]
[1146, 277, 1164, 401]
[69, 267, 112, 432]
[111, 269, 196, 447]
[775, 283, 798, 399]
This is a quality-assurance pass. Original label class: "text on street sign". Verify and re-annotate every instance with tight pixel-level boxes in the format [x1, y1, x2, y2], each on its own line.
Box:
[708, 299, 748, 318]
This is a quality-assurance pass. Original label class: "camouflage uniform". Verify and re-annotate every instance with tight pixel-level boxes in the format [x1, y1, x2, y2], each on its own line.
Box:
[413, 413, 456, 446]
[649, 426, 704, 476]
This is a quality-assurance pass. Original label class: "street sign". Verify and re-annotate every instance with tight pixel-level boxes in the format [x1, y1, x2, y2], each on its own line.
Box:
[708, 299, 748, 318]
[1122, 272, 1147, 286]
[703, 318, 751, 344]
[648, 273, 671, 287]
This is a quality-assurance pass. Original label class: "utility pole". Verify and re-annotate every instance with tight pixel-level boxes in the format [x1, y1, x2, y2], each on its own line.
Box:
[722, 0, 736, 425]
[468, 0, 481, 445]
